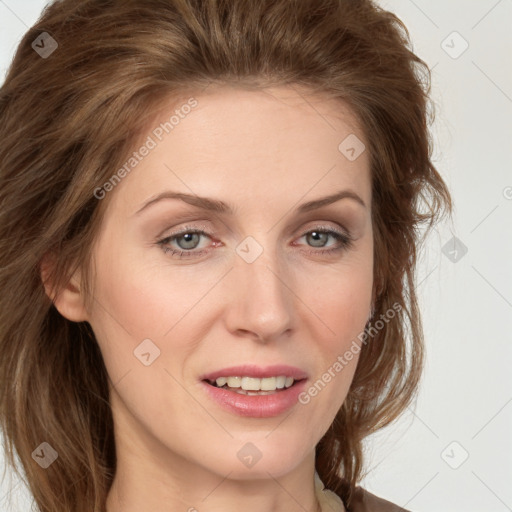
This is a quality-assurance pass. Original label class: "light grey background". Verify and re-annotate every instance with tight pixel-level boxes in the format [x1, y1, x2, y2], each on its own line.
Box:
[1, 1, 511, 511]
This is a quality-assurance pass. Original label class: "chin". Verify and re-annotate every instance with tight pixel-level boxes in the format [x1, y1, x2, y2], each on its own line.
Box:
[200, 437, 308, 480]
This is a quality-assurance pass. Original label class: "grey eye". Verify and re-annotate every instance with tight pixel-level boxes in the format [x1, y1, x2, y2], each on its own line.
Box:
[175, 232, 202, 250]
[306, 231, 330, 247]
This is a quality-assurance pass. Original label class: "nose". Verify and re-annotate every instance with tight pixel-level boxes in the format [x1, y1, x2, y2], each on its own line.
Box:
[223, 243, 295, 343]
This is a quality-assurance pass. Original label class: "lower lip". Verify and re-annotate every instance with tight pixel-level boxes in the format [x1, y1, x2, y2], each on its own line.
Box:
[200, 380, 308, 418]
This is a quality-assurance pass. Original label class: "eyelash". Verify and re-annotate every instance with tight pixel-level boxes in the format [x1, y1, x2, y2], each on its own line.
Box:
[156, 224, 354, 260]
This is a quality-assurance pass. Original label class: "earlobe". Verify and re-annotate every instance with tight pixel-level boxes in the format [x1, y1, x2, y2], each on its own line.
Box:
[40, 254, 89, 323]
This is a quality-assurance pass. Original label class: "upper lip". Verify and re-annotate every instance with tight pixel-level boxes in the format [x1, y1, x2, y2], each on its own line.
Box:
[200, 364, 308, 382]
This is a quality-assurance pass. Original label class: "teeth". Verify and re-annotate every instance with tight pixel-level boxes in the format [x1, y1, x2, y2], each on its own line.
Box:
[275, 376, 286, 389]
[226, 376, 241, 388]
[214, 375, 296, 391]
[216, 377, 228, 387]
[259, 377, 276, 391]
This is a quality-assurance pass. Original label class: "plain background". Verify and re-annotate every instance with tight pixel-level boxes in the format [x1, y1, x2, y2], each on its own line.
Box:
[0, 1, 511, 511]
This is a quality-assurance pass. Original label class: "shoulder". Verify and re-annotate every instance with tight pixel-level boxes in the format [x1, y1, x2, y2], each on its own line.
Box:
[346, 486, 411, 512]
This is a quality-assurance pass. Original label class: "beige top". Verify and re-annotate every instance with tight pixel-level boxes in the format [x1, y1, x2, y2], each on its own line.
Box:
[315, 470, 347, 511]
[315, 472, 411, 512]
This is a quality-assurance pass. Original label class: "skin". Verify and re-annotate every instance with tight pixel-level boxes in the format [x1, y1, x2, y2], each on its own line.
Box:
[47, 85, 374, 512]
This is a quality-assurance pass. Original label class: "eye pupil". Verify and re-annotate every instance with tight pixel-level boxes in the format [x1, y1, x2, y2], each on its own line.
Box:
[177, 232, 200, 249]
[308, 231, 328, 247]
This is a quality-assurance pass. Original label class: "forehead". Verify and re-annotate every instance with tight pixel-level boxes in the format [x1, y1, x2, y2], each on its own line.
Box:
[100, 84, 371, 219]
[186, 83, 363, 133]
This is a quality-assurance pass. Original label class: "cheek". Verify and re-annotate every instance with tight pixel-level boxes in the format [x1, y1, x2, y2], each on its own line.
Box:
[87, 243, 230, 387]
[298, 254, 373, 342]
[297, 280, 366, 424]
[295, 252, 372, 410]
[91, 241, 208, 339]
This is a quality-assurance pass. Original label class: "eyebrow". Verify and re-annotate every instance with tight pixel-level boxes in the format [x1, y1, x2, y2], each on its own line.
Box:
[133, 189, 366, 217]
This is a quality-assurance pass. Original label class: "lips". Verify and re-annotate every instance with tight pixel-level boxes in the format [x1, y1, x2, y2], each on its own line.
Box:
[200, 364, 308, 382]
[200, 376, 308, 417]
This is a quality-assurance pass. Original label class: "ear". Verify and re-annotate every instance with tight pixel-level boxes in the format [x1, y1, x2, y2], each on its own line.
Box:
[40, 253, 89, 323]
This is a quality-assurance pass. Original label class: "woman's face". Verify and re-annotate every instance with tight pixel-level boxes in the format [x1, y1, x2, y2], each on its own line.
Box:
[71, 85, 373, 490]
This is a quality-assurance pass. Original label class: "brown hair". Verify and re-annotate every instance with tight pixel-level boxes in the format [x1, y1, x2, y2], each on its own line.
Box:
[0, 0, 452, 510]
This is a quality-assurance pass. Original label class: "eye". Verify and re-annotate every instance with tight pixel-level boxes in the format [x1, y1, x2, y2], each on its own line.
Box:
[295, 226, 354, 256]
[157, 226, 213, 259]
[156, 224, 354, 259]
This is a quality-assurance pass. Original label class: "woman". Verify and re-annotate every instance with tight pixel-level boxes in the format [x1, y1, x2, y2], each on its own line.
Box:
[0, 0, 452, 511]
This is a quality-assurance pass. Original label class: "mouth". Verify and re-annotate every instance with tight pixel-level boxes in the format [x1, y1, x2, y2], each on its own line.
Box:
[203, 375, 307, 396]
[199, 365, 309, 417]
